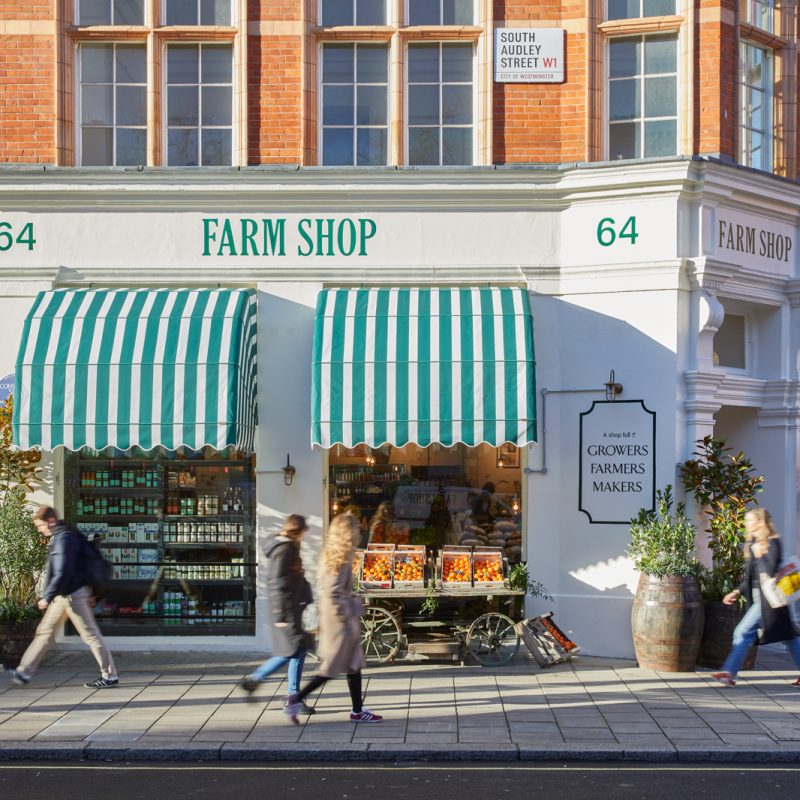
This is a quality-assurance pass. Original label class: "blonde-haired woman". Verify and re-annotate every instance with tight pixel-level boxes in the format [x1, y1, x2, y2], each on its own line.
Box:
[284, 512, 383, 723]
[713, 508, 800, 687]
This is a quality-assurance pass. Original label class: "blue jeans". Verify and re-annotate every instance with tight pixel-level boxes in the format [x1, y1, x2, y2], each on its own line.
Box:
[249, 648, 306, 694]
[722, 602, 800, 678]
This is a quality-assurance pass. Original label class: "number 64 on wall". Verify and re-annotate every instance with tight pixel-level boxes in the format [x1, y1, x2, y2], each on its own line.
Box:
[0, 221, 36, 252]
[596, 216, 638, 247]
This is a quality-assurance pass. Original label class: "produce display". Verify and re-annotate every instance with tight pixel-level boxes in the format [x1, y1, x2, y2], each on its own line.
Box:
[472, 549, 504, 584]
[393, 545, 425, 588]
[384, 523, 410, 545]
[362, 552, 393, 584]
[442, 550, 472, 585]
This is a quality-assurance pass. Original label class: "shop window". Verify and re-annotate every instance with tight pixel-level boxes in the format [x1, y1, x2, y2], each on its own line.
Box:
[713, 314, 747, 370]
[607, 34, 677, 160]
[165, 0, 232, 25]
[166, 44, 233, 166]
[744, 0, 774, 33]
[78, 43, 147, 166]
[321, 44, 389, 166]
[64, 448, 256, 637]
[606, 0, 676, 20]
[408, 0, 475, 25]
[322, 0, 386, 26]
[740, 41, 772, 172]
[328, 443, 523, 562]
[78, 0, 145, 25]
[407, 42, 474, 165]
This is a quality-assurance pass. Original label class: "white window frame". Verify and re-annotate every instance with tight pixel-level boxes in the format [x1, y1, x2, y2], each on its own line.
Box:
[319, 0, 388, 26]
[604, 33, 680, 161]
[317, 41, 391, 166]
[75, 0, 147, 26]
[403, 39, 477, 166]
[405, 0, 477, 26]
[75, 41, 148, 166]
[605, 0, 677, 21]
[162, 41, 235, 167]
[162, 0, 235, 26]
[744, 0, 774, 33]
[739, 40, 773, 172]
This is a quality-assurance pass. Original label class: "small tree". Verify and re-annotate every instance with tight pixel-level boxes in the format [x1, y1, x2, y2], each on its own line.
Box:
[679, 435, 763, 600]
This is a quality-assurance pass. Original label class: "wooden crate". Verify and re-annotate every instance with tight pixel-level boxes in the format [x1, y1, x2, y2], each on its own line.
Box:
[515, 613, 580, 667]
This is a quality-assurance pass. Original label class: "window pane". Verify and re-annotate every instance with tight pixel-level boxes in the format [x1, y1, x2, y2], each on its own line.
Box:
[323, 85, 354, 125]
[323, 45, 354, 83]
[409, 44, 439, 82]
[749, 131, 766, 170]
[607, 0, 639, 20]
[79, 0, 110, 25]
[443, 85, 471, 124]
[443, 0, 474, 25]
[82, 85, 113, 125]
[409, 85, 439, 125]
[644, 119, 676, 156]
[356, 45, 388, 83]
[168, 86, 199, 125]
[409, 0, 439, 25]
[201, 86, 232, 125]
[714, 314, 746, 369]
[609, 40, 640, 78]
[644, 76, 676, 117]
[168, 46, 199, 84]
[323, 128, 354, 165]
[202, 45, 233, 83]
[116, 45, 146, 83]
[409, 127, 440, 165]
[443, 127, 471, 165]
[201, 129, 231, 165]
[644, 35, 677, 74]
[82, 44, 113, 83]
[357, 128, 387, 165]
[322, 0, 353, 26]
[166, 0, 197, 25]
[356, 85, 387, 125]
[356, 0, 385, 25]
[442, 44, 472, 82]
[82, 128, 113, 166]
[609, 79, 639, 120]
[748, 89, 765, 130]
[116, 128, 146, 166]
[168, 129, 199, 165]
[643, 0, 675, 15]
[113, 0, 144, 24]
[609, 122, 639, 159]
[117, 85, 147, 125]
[200, 0, 231, 25]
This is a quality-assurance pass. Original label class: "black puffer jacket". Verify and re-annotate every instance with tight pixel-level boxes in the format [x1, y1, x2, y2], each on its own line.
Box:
[42, 522, 86, 602]
[738, 538, 796, 645]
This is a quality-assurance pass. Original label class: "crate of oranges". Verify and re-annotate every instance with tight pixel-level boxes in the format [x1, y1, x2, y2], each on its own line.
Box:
[472, 546, 505, 588]
[361, 544, 396, 589]
[440, 547, 473, 590]
[393, 545, 426, 589]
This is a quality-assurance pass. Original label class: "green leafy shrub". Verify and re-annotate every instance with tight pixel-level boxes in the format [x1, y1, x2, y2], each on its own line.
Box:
[628, 486, 699, 578]
[507, 562, 551, 599]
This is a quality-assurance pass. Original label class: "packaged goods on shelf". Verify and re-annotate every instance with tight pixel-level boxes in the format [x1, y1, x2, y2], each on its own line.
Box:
[393, 544, 426, 589]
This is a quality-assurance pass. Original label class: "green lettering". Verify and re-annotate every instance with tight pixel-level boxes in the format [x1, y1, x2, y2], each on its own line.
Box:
[240, 218, 259, 256]
[263, 218, 286, 256]
[202, 218, 218, 257]
[297, 218, 314, 257]
[337, 218, 357, 257]
[317, 218, 335, 256]
[218, 219, 237, 256]
[359, 218, 377, 256]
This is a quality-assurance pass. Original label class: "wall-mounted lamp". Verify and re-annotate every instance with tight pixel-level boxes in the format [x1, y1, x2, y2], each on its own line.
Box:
[604, 369, 623, 402]
[365, 454, 375, 467]
[282, 453, 296, 486]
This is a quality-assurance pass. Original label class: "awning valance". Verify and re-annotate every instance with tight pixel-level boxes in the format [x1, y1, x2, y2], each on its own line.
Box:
[13, 289, 257, 452]
[311, 287, 536, 448]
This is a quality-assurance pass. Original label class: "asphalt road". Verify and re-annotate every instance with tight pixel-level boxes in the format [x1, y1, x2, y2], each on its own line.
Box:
[1, 763, 798, 800]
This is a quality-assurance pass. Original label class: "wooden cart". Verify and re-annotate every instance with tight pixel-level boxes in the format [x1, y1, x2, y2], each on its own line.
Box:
[358, 586, 526, 667]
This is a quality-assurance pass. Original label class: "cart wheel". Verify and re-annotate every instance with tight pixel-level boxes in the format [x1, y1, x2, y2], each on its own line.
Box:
[361, 606, 402, 664]
[466, 612, 520, 667]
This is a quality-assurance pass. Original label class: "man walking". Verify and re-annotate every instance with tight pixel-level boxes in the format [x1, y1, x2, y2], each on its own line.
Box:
[3, 506, 119, 689]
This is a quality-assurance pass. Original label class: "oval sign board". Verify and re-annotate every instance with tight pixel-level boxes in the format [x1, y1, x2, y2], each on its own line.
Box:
[0, 373, 14, 404]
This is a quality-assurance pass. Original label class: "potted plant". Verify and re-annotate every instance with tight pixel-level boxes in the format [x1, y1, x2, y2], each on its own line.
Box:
[629, 486, 704, 671]
[0, 396, 47, 667]
[679, 436, 763, 668]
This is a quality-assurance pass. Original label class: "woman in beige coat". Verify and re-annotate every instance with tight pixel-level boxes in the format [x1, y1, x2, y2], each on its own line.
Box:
[284, 512, 382, 724]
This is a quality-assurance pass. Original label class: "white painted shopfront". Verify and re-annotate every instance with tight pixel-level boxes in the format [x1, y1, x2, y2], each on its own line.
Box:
[0, 157, 798, 658]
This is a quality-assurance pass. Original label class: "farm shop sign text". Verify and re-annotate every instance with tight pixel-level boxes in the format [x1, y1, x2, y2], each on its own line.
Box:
[494, 28, 565, 83]
[578, 400, 656, 525]
[202, 217, 377, 257]
[718, 218, 792, 263]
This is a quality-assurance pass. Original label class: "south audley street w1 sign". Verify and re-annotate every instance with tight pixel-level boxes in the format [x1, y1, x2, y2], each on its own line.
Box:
[579, 400, 656, 524]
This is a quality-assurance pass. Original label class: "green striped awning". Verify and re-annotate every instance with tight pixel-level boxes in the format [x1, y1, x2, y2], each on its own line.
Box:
[13, 289, 257, 452]
[312, 287, 536, 448]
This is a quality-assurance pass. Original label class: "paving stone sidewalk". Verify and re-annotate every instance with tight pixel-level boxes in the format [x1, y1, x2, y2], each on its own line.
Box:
[1, 647, 800, 762]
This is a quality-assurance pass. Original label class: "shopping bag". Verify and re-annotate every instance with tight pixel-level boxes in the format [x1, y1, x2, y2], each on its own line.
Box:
[760, 555, 800, 608]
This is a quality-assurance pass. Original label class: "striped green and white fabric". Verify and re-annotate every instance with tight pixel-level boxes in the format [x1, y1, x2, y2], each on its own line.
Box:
[14, 289, 257, 452]
[312, 287, 536, 448]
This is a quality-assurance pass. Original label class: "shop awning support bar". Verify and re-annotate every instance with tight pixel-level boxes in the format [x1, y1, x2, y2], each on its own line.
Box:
[523, 386, 606, 475]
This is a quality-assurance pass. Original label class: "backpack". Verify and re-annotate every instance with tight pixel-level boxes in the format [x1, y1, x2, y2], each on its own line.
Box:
[80, 533, 111, 588]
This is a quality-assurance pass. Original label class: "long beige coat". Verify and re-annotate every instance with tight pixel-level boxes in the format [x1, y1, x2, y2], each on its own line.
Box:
[316, 559, 366, 678]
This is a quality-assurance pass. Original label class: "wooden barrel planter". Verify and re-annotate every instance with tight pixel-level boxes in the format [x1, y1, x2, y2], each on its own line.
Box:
[631, 574, 705, 672]
[697, 601, 757, 670]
